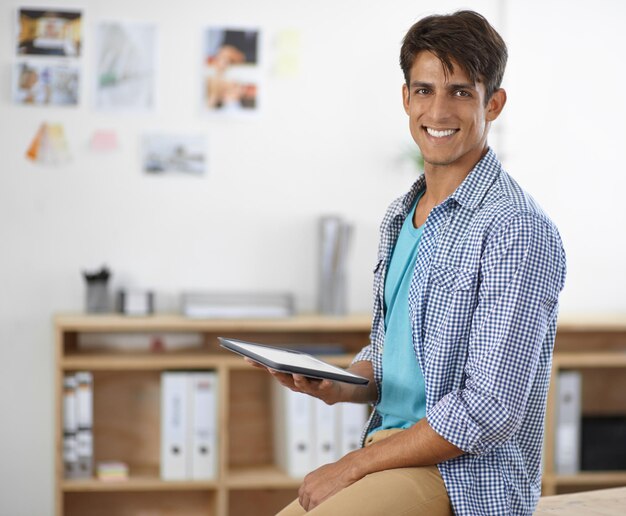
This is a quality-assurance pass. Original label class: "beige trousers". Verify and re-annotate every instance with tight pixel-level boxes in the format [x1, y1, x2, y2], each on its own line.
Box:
[276, 429, 453, 516]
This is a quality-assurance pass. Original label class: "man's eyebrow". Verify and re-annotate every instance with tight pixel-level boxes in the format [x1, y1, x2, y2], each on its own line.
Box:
[448, 82, 477, 91]
[409, 81, 433, 89]
[409, 81, 478, 91]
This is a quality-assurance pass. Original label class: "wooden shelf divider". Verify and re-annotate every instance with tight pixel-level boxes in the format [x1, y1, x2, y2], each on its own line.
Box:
[54, 313, 371, 516]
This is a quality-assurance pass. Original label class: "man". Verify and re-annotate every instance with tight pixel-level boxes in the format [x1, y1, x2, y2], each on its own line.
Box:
[257, 10, 566, 515]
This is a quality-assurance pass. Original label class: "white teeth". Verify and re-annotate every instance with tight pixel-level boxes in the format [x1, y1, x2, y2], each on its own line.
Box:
[426, 127, 456, 138]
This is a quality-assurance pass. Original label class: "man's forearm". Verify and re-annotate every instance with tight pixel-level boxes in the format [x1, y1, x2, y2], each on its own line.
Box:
[341, 360, 377, 404]
[346, 417, 464, 479]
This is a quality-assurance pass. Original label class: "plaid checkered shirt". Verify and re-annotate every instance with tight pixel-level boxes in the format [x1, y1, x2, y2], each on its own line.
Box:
[352, 148, 566, 515]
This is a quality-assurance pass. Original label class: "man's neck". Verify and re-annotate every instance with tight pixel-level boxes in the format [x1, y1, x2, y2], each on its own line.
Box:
[421, 146, 488, 205]
[421, 168, 468, 206]
[412, 146, 488, 228]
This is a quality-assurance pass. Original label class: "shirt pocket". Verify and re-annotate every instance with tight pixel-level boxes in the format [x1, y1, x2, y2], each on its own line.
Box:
[429, 264, 477, 292]
[423, 265, 478, 367]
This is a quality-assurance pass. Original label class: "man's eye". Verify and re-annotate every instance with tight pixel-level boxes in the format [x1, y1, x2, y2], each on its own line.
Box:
[414, 88, 430, 95]
[455, 90, 471, 97]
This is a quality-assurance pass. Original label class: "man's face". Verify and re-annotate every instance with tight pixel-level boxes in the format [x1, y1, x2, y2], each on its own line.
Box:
[402, 51, 505, 174]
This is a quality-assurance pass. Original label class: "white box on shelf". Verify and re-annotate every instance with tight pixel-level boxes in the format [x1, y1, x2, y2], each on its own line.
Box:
[161, 372, 190, 480]
[337, 402, 369, 458]
[75, 371, 93, 478]
[273, 382, 314, 477]
[312, 398, 338, 469]
[63, 374, 79, 478]
[190, 371, 218, 479]
[555, 370, 582, 474]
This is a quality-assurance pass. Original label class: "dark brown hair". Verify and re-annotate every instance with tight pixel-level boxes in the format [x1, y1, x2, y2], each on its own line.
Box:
[400, 10, 507, 103]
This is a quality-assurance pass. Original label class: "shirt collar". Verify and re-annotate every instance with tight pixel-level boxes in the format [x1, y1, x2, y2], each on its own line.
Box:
[449, 147, 501, 210]
[397, 147, 501, 216]
[400, 174, 427, 215]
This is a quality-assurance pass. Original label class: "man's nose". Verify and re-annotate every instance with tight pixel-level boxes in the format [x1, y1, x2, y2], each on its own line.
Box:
[428, 93, 452, 121]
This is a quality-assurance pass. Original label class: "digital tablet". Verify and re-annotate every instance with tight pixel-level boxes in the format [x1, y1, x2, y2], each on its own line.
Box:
[218, 337, 369, 385]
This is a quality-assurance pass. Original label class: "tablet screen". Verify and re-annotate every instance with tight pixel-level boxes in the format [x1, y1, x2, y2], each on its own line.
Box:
[234, 341, 351, 374]
[219, 338, 368, 384]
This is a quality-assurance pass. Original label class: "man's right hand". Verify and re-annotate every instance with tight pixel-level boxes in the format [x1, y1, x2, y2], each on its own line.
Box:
[243, 357, 344, 405]
[243, 357, 376, 405]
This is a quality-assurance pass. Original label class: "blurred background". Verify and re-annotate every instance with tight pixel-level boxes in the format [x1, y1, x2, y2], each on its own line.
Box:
[1, 0, 625, 514]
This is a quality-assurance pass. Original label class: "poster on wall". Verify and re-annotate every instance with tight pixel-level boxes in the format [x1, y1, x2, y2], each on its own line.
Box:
[13, 61, 79, 106]
[25, 122, 71, 164]
[203, 27, 260, 115]
[142, 133, 206, 176]
[94, 22, 156, 111]
[17, 8, 82, 57]
[272, 29, 301, 78]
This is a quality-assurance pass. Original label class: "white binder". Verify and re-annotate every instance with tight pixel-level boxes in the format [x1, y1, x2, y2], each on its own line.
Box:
[337, 402, 368, 458]
[190, 372, 218, 479]
[273, 382, 314, 477]
[75, 371, 93, 478]
[161, 372, 190, 480]
[312, 398, 338, 469]
[63, 375, 78, 478]
[555, 370, 582, 474]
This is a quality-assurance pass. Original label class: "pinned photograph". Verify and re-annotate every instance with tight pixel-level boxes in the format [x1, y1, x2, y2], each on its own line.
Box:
[17, 8, 82, 57]
[14, 61, 79, 106]
[203, 28, 260, 114]
[95, 22, 156, 111]
[142, 134, 206, 176]
[89, 130, 119, 152]
[25, 122, 71, 165]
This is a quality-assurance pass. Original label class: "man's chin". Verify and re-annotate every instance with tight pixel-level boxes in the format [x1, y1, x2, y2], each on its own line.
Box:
[422, 154, 456, 168]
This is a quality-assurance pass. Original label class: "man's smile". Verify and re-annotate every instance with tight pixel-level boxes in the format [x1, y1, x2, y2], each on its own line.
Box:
[424, 127, 459, 138]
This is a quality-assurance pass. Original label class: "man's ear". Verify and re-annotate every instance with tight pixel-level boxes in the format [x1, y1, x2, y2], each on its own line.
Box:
[486, 88, 507, 122]
[402, 83, 410, 115]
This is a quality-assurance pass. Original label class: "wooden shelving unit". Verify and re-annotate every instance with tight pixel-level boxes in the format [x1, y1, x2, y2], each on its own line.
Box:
[543, 315, 626, 496]
[54, 313, 372, 516]
[55, 313, 626, 512]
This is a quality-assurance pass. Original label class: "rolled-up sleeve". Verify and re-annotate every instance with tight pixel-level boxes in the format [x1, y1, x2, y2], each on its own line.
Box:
[426, 212, 566, 456]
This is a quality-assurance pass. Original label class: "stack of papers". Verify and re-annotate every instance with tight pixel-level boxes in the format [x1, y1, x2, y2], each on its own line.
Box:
[182, 292, 294, 319]
[97, 461, 128, 481]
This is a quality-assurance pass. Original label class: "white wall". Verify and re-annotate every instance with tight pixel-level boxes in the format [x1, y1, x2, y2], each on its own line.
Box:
[0, 1, 624, 514]
[502, 0, 626, 313]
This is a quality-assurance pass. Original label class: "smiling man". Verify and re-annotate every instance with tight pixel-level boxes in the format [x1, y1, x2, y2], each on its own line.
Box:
[270, 10, 566, 516]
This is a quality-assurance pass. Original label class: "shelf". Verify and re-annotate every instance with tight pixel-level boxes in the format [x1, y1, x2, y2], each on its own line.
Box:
[62, 354, 354, 371]
[557, 314, 626, 331]
[63, 354, 232, 370]
[54, 313, 372, 333]
[544, 471, 626, 486]
[227, 465, 301, 489]
[62, 471, 219, 492]
[62, 477, 219, 492]
[554, 351, 626, 368]
[55, 314, 372, 516]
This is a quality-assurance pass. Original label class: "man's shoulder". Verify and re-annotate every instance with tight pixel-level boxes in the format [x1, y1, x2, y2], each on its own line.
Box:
[381, 175, 426, 222]
[485, 169, 559, 233]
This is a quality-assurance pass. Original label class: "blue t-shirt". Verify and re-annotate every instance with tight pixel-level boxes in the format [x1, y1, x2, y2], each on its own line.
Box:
[371, 191, 426, 433]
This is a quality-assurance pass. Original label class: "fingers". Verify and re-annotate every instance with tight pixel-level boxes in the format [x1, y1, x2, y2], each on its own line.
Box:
[270, 370, 299, 389]
[243, 357, 265, 369]
[298, 484, 310, 512]
[273, 372, 325, 397]
[292, 374, 320, 390]
[242, 357, 338, 402]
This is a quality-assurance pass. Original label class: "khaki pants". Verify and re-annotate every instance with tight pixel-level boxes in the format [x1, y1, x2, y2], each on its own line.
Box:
[276, 429, 453, 515]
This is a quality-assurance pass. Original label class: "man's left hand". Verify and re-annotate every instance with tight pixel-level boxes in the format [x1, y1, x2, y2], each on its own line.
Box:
[298, 454, 361, 511]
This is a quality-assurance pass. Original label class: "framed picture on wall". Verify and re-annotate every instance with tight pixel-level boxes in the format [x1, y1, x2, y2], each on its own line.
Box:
[141, 133, 207, 176]
[17, 8, 83, 57]
[202, 27, 261, 115]
[13, 61, 79, 106]
[94, 21, 157, 112]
